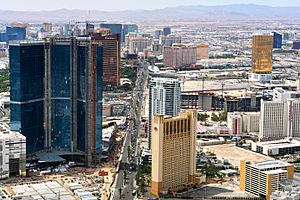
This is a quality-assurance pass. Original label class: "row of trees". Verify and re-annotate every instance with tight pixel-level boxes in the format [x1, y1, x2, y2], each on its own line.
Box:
[136, 164, 151, 195]
[198, 112, 227, 122]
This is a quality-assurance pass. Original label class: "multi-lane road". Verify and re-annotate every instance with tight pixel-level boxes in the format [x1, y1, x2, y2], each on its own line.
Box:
[112, 62, 148, 200]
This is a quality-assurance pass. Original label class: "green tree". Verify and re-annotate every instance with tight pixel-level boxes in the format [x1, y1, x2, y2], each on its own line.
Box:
[198, 113, 209, 122]
[211, 113, 219, 122]
[0, 68, 10, 93]
[219, 112, 227, 121]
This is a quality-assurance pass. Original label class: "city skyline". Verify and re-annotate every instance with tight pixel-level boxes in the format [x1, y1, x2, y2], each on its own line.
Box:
[1, 0, 300, 11]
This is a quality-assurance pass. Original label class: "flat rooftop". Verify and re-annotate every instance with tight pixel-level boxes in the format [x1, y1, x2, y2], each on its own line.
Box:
[202, 144, 273, 168]
[252, 160, 292, 170]
[0, 123, 25, 141]
[256, 138, 300, 149]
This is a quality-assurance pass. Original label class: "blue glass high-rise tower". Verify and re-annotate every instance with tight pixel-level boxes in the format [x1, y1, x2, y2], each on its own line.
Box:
[273, 32, 282, 49]
[10, 37, 103, 166]
[122, 24, 138, 43]
[6, 26, 26, 41]
[163, 27, 171, 36]
[10, 41, 45, 153]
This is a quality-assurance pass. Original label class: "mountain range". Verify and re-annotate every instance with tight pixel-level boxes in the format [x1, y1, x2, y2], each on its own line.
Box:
[0, 4, 300, 23]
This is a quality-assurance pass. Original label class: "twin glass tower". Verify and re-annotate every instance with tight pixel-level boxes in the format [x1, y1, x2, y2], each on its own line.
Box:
[10, 37, 103, 166]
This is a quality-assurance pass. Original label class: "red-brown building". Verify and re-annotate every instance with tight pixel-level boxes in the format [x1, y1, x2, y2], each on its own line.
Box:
[92, 33, 120, 87]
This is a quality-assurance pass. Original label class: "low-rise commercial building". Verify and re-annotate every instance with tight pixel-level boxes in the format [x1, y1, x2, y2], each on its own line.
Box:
[251, 138, 300, 156]
[273, 87, 300, 102]
[240, 160, 294, 200]
[102, 122, 117, 157]
[181, 91, 262, 113]
[0, 123, 26, 179]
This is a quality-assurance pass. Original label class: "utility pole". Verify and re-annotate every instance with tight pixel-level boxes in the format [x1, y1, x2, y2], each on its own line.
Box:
[221, 82, 225, 110]
[201, 77, 205, 110]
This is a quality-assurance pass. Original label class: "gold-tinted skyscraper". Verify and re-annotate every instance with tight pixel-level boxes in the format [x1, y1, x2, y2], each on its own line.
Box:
[252, 35, 273, 74]
[151, 110, 197, 196]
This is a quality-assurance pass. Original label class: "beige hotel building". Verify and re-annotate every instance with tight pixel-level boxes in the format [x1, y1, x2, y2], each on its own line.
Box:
[151, 110, 197, 196]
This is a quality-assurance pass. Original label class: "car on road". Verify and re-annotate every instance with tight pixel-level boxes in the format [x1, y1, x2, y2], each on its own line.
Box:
[132, 190, 136, 196]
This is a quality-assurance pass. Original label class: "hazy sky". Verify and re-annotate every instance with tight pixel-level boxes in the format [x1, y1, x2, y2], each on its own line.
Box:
[2, 0, 300, 11]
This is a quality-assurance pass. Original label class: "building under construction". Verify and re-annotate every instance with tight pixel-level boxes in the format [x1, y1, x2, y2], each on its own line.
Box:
[10, 36, 103, 167]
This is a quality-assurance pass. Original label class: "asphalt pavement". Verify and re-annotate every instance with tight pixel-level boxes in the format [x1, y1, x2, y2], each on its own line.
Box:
[112, 61, 148, 200]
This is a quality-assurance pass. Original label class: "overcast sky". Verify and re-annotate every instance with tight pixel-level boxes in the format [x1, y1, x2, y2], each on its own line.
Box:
[2, 0, 300, 11]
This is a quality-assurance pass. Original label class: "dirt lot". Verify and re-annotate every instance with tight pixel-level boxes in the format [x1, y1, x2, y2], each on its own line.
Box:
[202, 144, 274, 168]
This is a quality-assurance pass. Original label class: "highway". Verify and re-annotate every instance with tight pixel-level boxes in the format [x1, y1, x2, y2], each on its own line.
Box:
[112, 62, 148, 200]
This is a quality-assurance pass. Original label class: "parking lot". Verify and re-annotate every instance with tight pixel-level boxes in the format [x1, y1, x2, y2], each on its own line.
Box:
[202, 144, 274, 168]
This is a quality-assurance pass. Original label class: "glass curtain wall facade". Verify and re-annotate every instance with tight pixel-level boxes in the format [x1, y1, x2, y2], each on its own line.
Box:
[252, 35, 273, 74]
[273, 32, 282, 49]
[50, 44, 71, 149]
[6, 27, 26, 41]
[10, 37, 103, 166]
[10, 42, 45, 153]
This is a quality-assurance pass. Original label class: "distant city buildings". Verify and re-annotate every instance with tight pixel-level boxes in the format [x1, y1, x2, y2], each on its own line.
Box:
[0, 123, 26, 179]
[160, 35, 181, 47]
[240, 160, 294, 200]
[163, 27, 171, 36]
[227, 112, 242, 135]
[122, 24, 138, 42]
[0, 26, 26, 43]
[196, 44, 209, 59]
[227, 112, 260, 135]
[100, 23, 122, 41]
[273, 32, 282, 49]
[10, 37, 103, 166]
[148, 78, 181, 149]
[42, 22, 53, 33]
[163, 44, 197, 69]
[151, 110, 197, 196]
[241, 112, 260, 134]
[181, 91, 263, 113]
[292, 41, 300, 50]
[154, 30, 163, 39]
[128, 36, 152, 53]
[252, 35, 273, 74]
